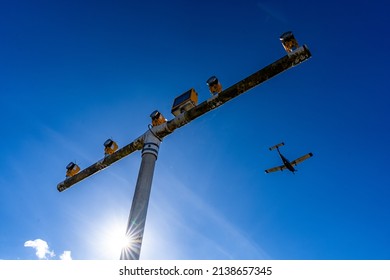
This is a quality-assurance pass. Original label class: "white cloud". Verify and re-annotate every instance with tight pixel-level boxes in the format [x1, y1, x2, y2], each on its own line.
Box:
[24, 239, 55, 259]
[24, 239, 72, 260]
[59, 251, 72, 260]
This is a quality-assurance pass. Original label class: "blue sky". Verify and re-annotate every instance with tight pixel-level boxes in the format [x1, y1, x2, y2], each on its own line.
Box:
[0, 0, 389, 260]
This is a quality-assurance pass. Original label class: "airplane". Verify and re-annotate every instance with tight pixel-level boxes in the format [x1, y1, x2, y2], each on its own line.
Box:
[265, 142, 313, 174]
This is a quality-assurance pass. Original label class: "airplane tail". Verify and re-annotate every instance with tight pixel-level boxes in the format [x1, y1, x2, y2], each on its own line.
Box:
[269, 142, 285, 151]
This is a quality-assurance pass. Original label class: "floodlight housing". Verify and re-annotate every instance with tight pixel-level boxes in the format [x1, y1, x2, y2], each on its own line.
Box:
[280, 31, 299, 53]
[104, 138, 118, 155]
[171, 88, 198, 117]
[206, 76, 222, 95]
[66, 162, 80, 177]
[150, 110, 167, 126]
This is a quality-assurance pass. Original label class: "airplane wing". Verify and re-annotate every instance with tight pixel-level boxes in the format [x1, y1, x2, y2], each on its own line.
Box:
[290, 152, 313, 166]
[265, 164, 287, 173]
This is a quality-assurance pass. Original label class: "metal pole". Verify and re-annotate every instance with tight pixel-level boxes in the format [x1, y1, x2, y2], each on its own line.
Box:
[55, 36, 312, 260]
[120, 131, 161, 260]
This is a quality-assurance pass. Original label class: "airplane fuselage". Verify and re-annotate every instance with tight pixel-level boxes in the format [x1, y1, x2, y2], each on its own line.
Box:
[277, 148, 296, 173]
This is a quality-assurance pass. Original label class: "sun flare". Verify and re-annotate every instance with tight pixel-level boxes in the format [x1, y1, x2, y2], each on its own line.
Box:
[104, 226, 130, 256]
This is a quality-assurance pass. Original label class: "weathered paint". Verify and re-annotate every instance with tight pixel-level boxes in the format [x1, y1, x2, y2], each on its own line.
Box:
[57, 45, 311, 192]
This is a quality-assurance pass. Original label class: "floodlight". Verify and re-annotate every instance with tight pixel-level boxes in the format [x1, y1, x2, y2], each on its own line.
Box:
[150, 110, 166, 126]
[280, 31, 299, 53]
[66, 162, 80, 177]
[104, 138, 118, 155]
[206, 76, 222, 95]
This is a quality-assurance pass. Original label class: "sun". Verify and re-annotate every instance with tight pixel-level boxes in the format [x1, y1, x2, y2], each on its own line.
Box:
[110, 232, 132, 250]
[103, 225, 131, 258]
[119, 235, 132, 248]
[88, 214, 130, 259]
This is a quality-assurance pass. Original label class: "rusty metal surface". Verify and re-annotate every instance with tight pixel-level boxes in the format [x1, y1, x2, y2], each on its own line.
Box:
[57, 136, 144, 192]
[57, 45, 311, 192]
[159, 45, 311, 138]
